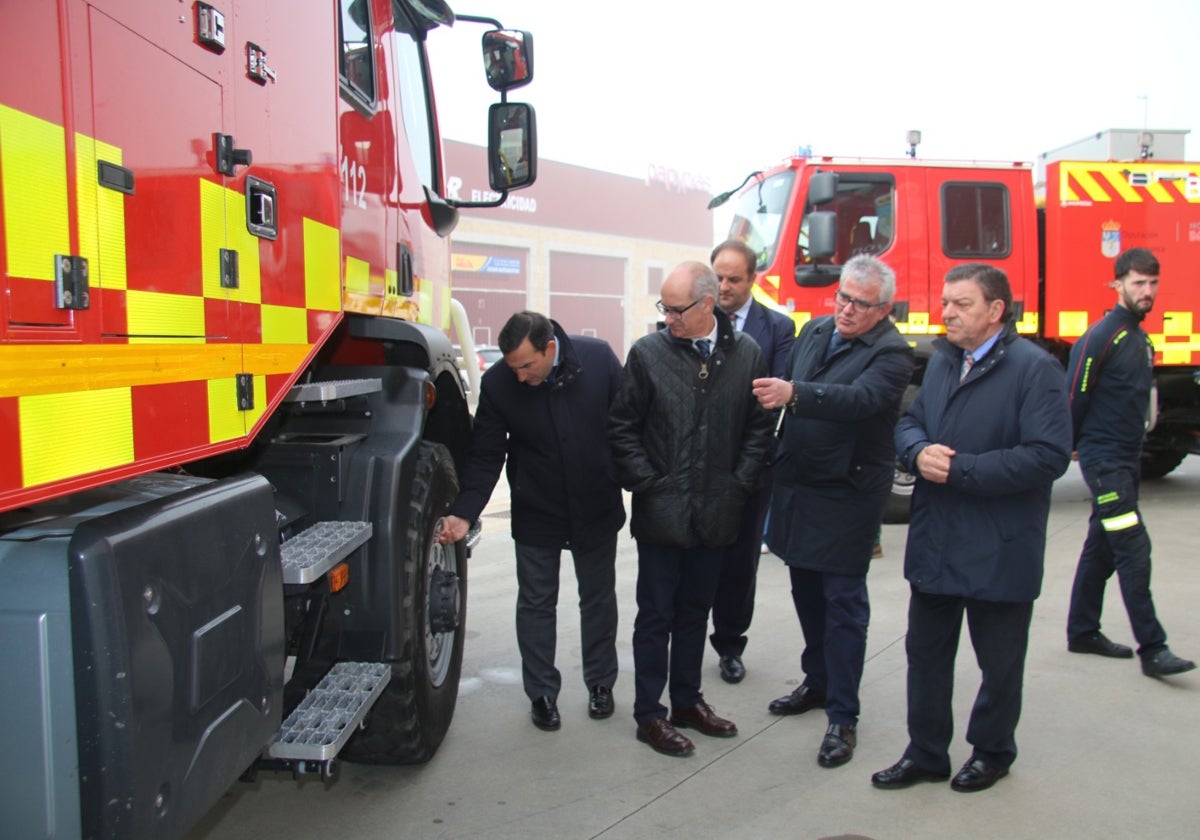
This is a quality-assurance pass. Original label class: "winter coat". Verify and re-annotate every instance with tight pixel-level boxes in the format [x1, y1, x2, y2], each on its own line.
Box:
[609, 313, 774, 548]
[767, 315, 915, 575]
[894, 325, 1072, 602]
[450, 324, 625, 551]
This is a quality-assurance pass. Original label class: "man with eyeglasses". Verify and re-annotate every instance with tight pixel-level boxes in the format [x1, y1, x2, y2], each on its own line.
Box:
[610, 261, 774, 757]
[707, 239, 796, 686]
[751, 254, 914, 770]
[437, 311, 626, 733]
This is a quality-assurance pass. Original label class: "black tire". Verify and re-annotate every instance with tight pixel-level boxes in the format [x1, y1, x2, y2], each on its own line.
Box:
[882, 384, 920, 524]
[1141, 447, 1187, 480]
[881, 462, 915, 524]
[342, 441, 467, 764]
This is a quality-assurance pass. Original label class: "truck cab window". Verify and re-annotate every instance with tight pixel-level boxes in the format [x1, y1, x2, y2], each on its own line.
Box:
[339, 0, 376, 107]
[390, 28, 437, 191]
[728, 170, 795, 271]
[943, 183, 1010, 258]
[797, 176, 895, 265]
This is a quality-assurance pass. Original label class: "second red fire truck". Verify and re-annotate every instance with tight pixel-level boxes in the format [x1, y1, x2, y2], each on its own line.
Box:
[714, 145, 1200, 519]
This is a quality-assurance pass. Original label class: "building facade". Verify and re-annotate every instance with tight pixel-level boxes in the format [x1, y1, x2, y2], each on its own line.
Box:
[444, 141, 712, 359]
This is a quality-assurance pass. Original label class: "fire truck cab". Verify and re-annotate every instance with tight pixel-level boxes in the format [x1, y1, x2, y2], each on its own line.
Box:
[721, 153, 1200, 518]
[0, 1, 536, 836]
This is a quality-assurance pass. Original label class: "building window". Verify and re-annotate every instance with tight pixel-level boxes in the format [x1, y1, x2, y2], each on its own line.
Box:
[646, 265, 664, 296]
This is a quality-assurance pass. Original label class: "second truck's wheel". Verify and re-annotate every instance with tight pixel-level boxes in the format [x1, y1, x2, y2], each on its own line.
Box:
[1141, 446, 1188, 480]
[342, 441, 467, 764]
[881, 462, 915, 524]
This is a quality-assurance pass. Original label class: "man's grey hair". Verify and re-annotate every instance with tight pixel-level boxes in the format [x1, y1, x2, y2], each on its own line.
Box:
[842, 254, 896, 304]
[685, 261, 720, 301]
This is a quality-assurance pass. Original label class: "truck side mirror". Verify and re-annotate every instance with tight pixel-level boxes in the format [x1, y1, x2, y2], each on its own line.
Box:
[482, 30, 534, 91]
[795, 211, 839, 287]
[807, 171, 839, 206]
[488, 102, 537, 192]
[806, 211, 837, 258]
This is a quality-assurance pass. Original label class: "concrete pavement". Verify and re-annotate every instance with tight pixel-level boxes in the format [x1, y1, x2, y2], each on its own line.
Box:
[189, 458, 1200, 840]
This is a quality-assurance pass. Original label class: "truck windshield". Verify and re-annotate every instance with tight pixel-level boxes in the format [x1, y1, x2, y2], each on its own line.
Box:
[725, 170, 795, 271]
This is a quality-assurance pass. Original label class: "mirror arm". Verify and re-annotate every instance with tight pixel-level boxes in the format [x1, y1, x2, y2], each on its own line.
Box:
[454, 14, 503, 27]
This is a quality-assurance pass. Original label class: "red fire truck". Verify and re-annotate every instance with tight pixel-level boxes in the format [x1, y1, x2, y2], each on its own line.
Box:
[714, 150, 1200, 519]
[0, 1, 535, 835]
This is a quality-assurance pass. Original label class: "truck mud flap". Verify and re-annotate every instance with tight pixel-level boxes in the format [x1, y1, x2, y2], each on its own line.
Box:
[68, 473, 284, 838]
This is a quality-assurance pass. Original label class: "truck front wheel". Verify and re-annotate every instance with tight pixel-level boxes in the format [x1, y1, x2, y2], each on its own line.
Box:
[1141, 446, 1188, 480]
[342, 441, 467, 764]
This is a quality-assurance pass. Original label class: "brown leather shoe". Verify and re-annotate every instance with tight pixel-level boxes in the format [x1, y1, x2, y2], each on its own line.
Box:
[636, 718, 694, 757]
[670, 698, 738, 737]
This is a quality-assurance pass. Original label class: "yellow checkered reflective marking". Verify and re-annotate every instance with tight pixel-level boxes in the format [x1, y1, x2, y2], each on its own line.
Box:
[127, 289, 206, 343]
[200, 179, 262, 304]
[2, 100, 433, 505]
[1149, 312, 1200, 364]
[20, 387, 134, 486]
[208, 375, 267, 443]
[0, 104, 70, 280]
[76, 133, 128, 290]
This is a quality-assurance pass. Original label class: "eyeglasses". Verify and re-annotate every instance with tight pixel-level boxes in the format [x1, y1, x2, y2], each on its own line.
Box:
[835, 290, 886, 314]
[655, 298, 702, 318]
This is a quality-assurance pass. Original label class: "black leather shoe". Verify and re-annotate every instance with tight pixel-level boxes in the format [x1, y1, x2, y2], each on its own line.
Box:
[1141, 647, 1197, 677]
[768, 684, 826, 715]
[1068, 631, 1134, 659]
[636, 718, 694, 757]
[950, 758, 1009, 792]
[670, 698, 738, 737]
[817, 723, 856, 768]
[530, 696, 561, 731]
[871, 758, 950, 790]
[588, 685, 614, 719]
[719, 655, 746, 684]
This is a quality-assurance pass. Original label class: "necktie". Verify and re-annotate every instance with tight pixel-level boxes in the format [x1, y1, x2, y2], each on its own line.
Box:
[730, 312, 740, 331]
[695, 338, 712, 360]
[960, 352, 974, 382]
[824, 331, 844, 362]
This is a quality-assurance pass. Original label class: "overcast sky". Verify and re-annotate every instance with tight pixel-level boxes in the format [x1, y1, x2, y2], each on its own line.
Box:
[429, 0, 1198, 202]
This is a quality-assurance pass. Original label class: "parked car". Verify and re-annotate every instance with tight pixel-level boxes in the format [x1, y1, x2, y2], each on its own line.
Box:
[476, 345, 503, 371]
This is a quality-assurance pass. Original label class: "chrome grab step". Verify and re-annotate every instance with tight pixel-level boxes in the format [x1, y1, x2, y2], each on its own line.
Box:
[280, 520, 372, 585]
[285, 378, 382, 403]
[268, 662, 391, 762]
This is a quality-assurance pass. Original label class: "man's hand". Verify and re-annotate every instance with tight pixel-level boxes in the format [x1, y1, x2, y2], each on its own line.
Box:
[436, 514, 469, 544]
[752, 377, 792, 410]
[915, 443, 957, 484]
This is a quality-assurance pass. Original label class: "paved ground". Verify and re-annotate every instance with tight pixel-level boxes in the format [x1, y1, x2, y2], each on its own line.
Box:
[190, 458, 1200, 840]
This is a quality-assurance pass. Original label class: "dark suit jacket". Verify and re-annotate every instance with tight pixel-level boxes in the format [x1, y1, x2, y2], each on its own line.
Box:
[450, 322, 626, 551]
[767, 314, 915, 575]
[739, 299, 796, 379]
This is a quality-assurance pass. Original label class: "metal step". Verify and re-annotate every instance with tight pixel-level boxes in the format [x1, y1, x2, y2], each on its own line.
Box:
[268, 662, 391, 762]
[285, 377, 382, 403]
[280, 520, 372, 585]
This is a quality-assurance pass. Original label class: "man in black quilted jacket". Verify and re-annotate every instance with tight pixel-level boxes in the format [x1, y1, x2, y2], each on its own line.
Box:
[609, 261, 775, 757]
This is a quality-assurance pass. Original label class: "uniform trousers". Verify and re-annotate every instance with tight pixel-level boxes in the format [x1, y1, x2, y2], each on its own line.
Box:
[632, 542, 724, 723]
[1066, 460, 1167, 657]
[515, 536, 618, 701]
[902, 587, 1033, 773]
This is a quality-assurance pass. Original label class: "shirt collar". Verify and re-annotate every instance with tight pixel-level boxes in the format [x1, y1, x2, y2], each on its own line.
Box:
[969, 329, 1003, 361]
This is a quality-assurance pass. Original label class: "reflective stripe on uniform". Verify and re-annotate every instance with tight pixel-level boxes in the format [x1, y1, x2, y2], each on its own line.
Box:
[1101, 511, 1140, 531]
[1096, 491, 1120, 505]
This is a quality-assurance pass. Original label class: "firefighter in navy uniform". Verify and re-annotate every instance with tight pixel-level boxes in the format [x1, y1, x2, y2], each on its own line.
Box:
[1064, 247, 1195, 678]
